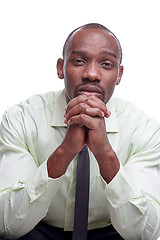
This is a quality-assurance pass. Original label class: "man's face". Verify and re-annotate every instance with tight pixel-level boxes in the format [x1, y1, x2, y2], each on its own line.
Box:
[57, 28, 123, 104]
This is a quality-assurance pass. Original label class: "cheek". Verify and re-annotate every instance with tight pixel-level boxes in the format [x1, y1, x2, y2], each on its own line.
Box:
[65, 67, 78, 84]
[102, 73, 119, 102]
[106, 69, 119, 80]
[64, 72, 77, 100]
[102, 71, 118, 89]
[103, 84, 116, 103]
[64, 66, 83, 95]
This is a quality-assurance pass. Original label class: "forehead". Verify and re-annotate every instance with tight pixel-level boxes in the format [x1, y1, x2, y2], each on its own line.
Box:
[66, 28, 120, 60]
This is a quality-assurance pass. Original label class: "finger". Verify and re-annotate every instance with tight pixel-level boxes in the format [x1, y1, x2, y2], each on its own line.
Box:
[65, 94, 109, 117]
[85, 108, 105, 118]
[65, 108, 105, 124]
[65, 102, 91, 123]
[65, 100, 111, 121]
[64, 95, 88, 117]
[105, 109, 111, 118]
[84, 96, 111, 117]
[67, 113, 104, 130]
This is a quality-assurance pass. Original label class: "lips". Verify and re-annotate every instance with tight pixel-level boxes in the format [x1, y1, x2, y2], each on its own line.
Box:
[77, 85, 102, 96]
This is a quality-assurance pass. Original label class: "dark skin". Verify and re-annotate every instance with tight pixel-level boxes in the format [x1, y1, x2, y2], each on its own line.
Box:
[47, 28, 123, 183]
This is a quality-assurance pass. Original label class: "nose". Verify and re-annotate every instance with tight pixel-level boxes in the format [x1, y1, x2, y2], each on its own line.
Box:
[82, 63, 101, 82]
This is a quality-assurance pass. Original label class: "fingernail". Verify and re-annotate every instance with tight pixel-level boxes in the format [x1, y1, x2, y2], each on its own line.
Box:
[107, 110, 111, 117]
[105, 110, 111, 118]
[68, 119, 71, 125]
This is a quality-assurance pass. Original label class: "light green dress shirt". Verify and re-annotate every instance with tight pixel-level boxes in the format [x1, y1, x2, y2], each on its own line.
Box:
[0, 89, 160, 239]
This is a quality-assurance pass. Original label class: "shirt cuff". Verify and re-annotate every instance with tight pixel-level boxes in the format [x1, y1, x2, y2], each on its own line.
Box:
[101, 163, 141, 208]
[26, 160, 64, 203]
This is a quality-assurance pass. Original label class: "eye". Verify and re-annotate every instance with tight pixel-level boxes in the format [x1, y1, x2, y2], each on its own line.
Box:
[101, 61, 113, 69]
[71, 58, 86, 66]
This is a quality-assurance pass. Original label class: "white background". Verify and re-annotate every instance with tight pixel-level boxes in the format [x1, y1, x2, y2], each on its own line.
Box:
[1, 0, 160, 123]
[0, 1, 160, 239]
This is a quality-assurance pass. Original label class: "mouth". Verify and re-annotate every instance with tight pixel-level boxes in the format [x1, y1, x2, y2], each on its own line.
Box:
[77, 85, 102, 97]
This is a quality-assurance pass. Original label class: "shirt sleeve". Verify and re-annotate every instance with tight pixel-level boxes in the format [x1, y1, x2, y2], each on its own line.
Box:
[101, 128, 160, 240]
[0, 111, 64, 239]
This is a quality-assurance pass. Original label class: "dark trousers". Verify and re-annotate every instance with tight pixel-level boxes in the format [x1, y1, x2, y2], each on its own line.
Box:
[0, 221, 124, 240]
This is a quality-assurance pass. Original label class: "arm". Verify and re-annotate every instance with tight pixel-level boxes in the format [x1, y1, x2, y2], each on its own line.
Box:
[64, 94, 119, 183]
[47, 94, 111, 179]
[103, 126, 160, 240]
[0, 98, 97, 238]
[64, 94, 160, 240]
[0, 111, 64, 238]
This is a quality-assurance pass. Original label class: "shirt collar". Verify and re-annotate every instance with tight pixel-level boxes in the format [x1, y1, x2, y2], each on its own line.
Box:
[50, 89, 67, 127]
[105, 98, 119, 133]
[50, 89, 119, 133]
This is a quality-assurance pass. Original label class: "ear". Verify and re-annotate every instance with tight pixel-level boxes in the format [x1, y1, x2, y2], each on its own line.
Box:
[116, 65, 124, 85]
[57, 58, 64, 79]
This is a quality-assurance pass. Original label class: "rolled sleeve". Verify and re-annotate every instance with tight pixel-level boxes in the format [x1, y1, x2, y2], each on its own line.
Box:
[104, 164, 142, 208]
[26, 160, 64, 203]
[100, 163, 160, 239]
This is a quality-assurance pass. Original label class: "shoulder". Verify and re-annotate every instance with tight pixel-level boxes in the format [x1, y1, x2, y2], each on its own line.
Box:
[1, 90, 64, 131]
[108, 98, 160, 155]
[6, 90, 63, 114]
[110, 97, 160, 135]
[110, 97, 146, 118]
[111, 97, 157, 122]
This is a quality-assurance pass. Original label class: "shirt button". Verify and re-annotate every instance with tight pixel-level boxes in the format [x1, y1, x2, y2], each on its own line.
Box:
[122, 224, 126, 230]
[40, 179, 45, 186]
[18, 214, 25, 220]
[34, 188, 39, 195]
[113, 199, 118, 203]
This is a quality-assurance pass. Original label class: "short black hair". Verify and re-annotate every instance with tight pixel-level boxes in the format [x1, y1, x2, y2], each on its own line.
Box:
[62, 23, 122, 64]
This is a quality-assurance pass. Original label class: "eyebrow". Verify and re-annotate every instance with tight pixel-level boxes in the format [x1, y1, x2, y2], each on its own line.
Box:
[70, 50, 117, 59]
[100, 50, 117, 59]
[70, 51, 87, 56]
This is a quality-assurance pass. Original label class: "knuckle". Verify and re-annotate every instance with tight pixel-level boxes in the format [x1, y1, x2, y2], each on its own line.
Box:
[79, 94, 87, 102]
[79, 102, 88, 111]
[79, 113, 85, 121]
[79, 102, 85, 108]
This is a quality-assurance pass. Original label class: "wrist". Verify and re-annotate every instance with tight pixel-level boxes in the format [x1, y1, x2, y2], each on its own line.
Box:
[47, 144, 76, 178]
[60, 141, 79, 158]
[95, 146, 120, 183]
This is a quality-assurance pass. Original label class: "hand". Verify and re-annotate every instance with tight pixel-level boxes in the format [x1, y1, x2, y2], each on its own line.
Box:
[61, 123, 86, 156]
[64, 94, 111, 156]
[64, 94, 120, 183]
[47, 123, 86, 178]
[48, 94, 119, 182]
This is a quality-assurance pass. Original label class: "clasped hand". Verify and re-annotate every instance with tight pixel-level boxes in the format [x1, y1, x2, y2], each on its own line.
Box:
[63, 94, 111, 157]
[48, 94, 119, 181]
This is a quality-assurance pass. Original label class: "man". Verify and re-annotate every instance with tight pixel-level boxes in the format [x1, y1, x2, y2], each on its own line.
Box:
[0, 23, 160, 239]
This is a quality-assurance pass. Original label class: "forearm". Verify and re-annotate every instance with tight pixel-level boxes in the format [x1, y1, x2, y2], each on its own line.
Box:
[104, 165, 160, 239]
[0, 161, 63, 239]
[47, 143, 77, 178]
[0, 188, 49, 239]
[95, 146, 120, 183]
[108, 198, 159, 240]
